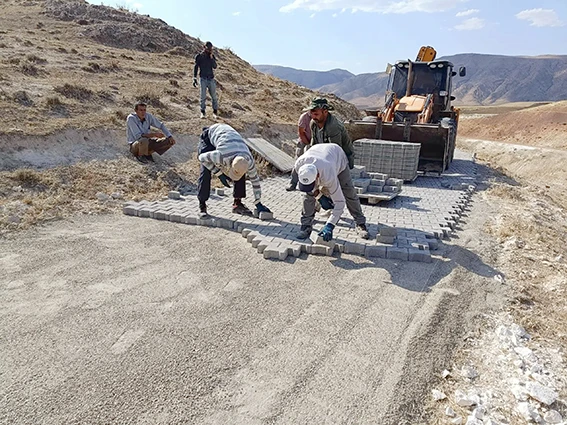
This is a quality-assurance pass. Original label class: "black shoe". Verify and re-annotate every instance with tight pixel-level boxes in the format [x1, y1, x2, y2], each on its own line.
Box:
[296, 226, 312, 240]
[285, 184, 297, 192]
[136, 155, 148, 163]
[232, 202, 253, 216]
[356, 223, 370, 240]
[144, 154, 155, 162]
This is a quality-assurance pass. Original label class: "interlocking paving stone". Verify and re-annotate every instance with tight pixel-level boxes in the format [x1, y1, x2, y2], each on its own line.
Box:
[123, 150, 477, 263]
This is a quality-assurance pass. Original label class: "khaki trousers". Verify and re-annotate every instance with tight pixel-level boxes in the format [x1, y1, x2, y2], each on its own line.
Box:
[130, 137, 174, 157]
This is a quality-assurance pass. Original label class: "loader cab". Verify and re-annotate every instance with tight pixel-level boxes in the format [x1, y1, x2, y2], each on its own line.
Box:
[387, 60, 456, 114]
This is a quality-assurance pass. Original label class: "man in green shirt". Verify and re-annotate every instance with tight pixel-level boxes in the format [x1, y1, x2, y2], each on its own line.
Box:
[307, 97, 355, 169]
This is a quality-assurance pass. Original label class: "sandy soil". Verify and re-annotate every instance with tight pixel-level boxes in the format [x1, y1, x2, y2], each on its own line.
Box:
[0, 205, 505, 424]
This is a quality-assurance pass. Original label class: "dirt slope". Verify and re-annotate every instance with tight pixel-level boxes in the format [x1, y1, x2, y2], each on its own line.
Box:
[0, 0, 360, 137]
[459, 101, 567, 150]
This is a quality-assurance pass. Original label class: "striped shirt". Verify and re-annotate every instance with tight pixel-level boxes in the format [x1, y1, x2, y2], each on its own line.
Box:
[126, 112, 172, 144]
[198, 124, 262, 202]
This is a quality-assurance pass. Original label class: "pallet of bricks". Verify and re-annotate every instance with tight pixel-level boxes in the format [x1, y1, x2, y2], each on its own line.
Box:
[353, 138, 421, 182]
[351, 165, 403, 205]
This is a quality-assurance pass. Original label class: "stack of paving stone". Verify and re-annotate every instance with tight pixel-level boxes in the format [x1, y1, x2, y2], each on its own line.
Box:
[351, 165, 403, 204]
[353, 138, 421, 181]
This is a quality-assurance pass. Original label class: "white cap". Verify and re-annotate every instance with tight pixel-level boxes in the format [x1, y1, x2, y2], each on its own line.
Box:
[298, 164, 318, 192]
[228, 156, 248, 181]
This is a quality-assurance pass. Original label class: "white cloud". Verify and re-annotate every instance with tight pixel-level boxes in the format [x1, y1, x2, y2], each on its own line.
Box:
[454, 17, 485, 30]
[332, 13, 338, 17]
[516, 8, 564, 27]
[310, 12, 316, 18]
[279, 0, 467, 14]
[232, 11, 241, 16]
[456, 9, 478, 17]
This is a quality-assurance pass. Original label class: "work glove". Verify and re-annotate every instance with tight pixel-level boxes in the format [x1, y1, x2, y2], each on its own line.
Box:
[318, 195, 334, 211]
[347, 154, 355, 170]
[317, 223, 335, 242]
[192, 78, 198, 88]
[254, 202, 271, 214]
[218, 173, 232, 188]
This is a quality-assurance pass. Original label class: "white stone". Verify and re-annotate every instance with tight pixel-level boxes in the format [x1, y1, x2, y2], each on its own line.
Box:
[525, 381, 558, 405]
[461, 365, 478, 379]
[543, 410, 563, 424]
[514, 346, 537, 363]
[516, 402, 542, 422]
[465, 416, 482, 425]
[442, 369, 452, 379]
[471, 406, 486, 420]
[451, 416, 463, 425]
[432, 389, 447, 401]
[494, 274, 505, 284]
[455, 390, 478, 407]
[483, 420, 500, 425]
[445, 407, 456, 417]
[511, 385, 529, 401]
[111, 191, 123, 199]
[96, 192, 110, 202]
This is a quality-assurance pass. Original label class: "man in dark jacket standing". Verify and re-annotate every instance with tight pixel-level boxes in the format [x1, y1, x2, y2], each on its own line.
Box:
[193, 41, 219, 119]
[308, 97, 355, 169]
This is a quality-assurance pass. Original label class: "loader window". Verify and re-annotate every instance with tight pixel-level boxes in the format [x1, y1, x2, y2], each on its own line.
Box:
[411, 66, 446, 96]
[390, 66, 409, 98]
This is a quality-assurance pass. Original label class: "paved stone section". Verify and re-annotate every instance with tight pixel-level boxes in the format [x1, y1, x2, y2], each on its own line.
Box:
[124, 150, 477, 263]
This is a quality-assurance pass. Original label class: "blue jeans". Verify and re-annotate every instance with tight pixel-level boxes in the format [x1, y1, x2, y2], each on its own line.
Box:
[200, 77, 218, 113]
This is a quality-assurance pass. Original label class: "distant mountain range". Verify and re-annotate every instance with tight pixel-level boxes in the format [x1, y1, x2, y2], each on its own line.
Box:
[255, 54, 567, 108]
[253, 65, 354, 90]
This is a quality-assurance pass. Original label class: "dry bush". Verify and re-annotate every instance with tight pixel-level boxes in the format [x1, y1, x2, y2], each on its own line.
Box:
[0, 43, 7, 48]
[20, 63, 39, 76]
[54, 83, 94, 101]
[25, 54, 47, 64]
[169, 79, 179, 87]
[45, 96, 64, 109]
[81, 62, 105, 73]
[134, 88, 164, 108]
[8, 57, 20, 65]
[12, 90, 33, 106]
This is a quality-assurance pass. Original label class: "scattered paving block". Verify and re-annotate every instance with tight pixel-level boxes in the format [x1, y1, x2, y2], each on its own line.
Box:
[376, 235, 396, 244]
[311, 244, 333, 256]
[427, 239, 439, 250]
[387, 247, 409, 261]
[184, 215, 198, 225]
[123, 206, 137, 216]
[386, 178, 403, 187]
[155, 210, 168, 220]
[263, 243, 289, 261]
[344, 241, 366, 255]
[370, 179, 386, 186]
[379, 226, 398, 237]
[287, 243, 302, 257]
[215, 188, 225, 196]
[315, 236, 336, 252]
[365, 244, 387, 258]
[169, 213, 185, 223]
[246, 231, 261, 243]
[367, 185, 384, 193]
[168, 191, 181, 200]
[383, 185, 401, 193]
[259, 212, 274, 221]
[408, 248, 432, 263]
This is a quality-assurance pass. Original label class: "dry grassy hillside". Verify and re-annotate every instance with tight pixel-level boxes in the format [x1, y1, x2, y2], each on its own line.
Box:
[0, 0, 360, 137]
[0, 0, 362, 232]
[459, 101, 567, 150]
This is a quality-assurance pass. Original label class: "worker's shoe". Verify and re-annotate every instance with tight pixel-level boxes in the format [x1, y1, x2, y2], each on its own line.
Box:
[356, 223, 370, 240]
[144, 154, 155, 163]
[135, 155, 148, 164]
[296, 226, 312, 240]
[232, 200, 253, 216]
[213, 110, 219, 120]
[200, 111, 206, 119]
[285, 183, 297, 192]
[198, 202, 208, 218]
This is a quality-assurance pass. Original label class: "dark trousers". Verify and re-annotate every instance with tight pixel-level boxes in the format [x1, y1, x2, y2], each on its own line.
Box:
[197, 137, 246, 203]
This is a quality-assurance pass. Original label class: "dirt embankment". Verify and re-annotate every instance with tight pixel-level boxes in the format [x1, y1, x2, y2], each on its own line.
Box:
[459, 101, 567, 150]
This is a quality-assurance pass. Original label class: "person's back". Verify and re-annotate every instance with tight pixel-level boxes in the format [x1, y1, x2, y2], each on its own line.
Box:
[296, 143, 348, 186]
[207, 124, 251, 159]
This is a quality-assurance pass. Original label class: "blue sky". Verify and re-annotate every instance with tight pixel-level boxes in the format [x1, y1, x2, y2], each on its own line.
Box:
[90, 0, 566, 74]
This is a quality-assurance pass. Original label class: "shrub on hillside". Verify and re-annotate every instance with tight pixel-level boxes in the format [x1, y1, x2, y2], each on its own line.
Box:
[54, 83, 94, 101]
